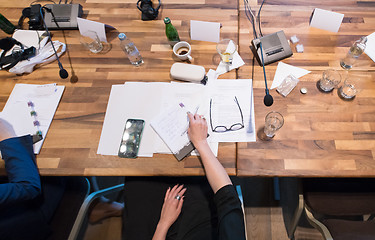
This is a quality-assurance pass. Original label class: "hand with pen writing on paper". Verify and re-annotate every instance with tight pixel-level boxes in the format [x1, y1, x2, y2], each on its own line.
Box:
[187, 112, 208, 148]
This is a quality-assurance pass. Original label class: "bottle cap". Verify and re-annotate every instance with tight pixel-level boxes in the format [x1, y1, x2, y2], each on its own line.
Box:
[164, 17, 171, 24]
[118, 33, 126, 40]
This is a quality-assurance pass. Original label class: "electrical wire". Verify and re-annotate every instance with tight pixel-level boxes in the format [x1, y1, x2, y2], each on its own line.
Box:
[243, 0, 258, 39]
[257, 0, 266, 37]
[30, 0, 56, 5]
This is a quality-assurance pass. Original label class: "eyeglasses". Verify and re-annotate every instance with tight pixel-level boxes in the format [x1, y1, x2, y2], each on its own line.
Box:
[209, 96, 244, 133]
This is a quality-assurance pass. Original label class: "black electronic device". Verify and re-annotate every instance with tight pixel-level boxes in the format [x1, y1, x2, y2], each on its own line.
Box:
[20, 4, 45, 30]
[0, 37, 36, 70]
[118, 119, 145, 158]
[137, 0, 161, 21]
[43, 4, 83, 29]
[251, 30, 293, 66]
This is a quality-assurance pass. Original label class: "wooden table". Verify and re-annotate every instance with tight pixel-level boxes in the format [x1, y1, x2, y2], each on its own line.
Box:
[237, 0, 375, 177]
[0, 0, 238, 176]
[1, 1, 375, 178]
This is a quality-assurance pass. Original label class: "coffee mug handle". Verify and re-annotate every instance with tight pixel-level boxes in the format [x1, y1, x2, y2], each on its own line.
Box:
[187, 55, 193, 61]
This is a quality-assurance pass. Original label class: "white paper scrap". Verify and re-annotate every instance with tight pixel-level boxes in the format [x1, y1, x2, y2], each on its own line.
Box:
[77, 17, 107, 43]
[364, 32, 375, 63]
[190, 20, 220, 43]
[271, 62, 311, 89]
[309, 8, 344, 33]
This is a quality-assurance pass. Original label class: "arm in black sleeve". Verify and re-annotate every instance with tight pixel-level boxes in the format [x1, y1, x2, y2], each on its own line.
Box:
[214, 184, 246, 240]
[0, 135, 41, 206]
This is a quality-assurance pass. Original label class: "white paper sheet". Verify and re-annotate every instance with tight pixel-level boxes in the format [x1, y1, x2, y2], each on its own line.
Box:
[0, 103, 35, 137]
[365, 32, 375, 63]
[154, 82, 219, 156]
[207, 79, 255, 142]
[309, 8, 344, 33]
[77, 17, 107, 42]
[271, 62, 311, 89]
[1, 83, 65, 154]
[97, 83, 168, 157]
[190, 20, 220, 43]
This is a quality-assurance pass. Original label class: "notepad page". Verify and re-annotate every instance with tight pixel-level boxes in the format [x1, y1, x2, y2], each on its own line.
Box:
[150, 104, 191, 155]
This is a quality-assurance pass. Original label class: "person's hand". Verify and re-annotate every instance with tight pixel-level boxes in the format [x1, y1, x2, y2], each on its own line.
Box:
[187, 113, 208, 148]
[158, 184, 186, 229]
[0, 119, 16, 142]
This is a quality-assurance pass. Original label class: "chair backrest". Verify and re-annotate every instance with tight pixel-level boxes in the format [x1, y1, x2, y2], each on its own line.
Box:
[47, 177, 90, 240]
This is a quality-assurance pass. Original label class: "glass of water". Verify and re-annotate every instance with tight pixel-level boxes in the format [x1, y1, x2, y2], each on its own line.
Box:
[264, 111, 284, 138]
[80, 30, 103, 53]
[319, 69, 341, 92]
[339, 79, 357, 99]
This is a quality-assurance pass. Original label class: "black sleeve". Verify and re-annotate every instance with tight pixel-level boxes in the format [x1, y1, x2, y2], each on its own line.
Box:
[0, 135, 41, 206]
[214, 184, 246, 240]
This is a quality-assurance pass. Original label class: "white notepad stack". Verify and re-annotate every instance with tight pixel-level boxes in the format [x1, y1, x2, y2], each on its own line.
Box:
[150, 103, 195, 161]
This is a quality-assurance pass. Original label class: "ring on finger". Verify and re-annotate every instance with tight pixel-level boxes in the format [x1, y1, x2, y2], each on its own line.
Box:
[175, 195, 181, 200]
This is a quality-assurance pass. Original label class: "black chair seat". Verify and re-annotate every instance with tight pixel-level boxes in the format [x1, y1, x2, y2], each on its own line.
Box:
[323, 219, 375, 240]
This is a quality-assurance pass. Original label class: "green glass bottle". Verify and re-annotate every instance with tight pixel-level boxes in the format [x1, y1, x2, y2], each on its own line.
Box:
[164, 17, 180, 46]
[0, 13, 16, 35]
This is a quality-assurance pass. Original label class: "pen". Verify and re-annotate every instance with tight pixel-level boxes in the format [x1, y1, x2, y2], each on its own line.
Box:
[181, 105, 199, 136]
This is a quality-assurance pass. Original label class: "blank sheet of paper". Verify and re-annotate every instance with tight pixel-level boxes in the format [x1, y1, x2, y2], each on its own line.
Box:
[190, 20, 220, 43]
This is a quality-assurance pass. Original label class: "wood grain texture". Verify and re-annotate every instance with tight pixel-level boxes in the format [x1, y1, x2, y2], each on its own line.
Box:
[237, 0, 375, 177]
[0, 0, 237, 176]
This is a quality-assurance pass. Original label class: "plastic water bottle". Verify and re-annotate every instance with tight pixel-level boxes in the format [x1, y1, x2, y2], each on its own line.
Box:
[340, 36, 367, 70]
[118, 33, 144, 66]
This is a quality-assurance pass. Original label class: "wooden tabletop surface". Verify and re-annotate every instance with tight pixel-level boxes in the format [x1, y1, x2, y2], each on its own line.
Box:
[237, 0, 375, 177]
[1, 0, 374, 177]
[0, 0, 238, 176]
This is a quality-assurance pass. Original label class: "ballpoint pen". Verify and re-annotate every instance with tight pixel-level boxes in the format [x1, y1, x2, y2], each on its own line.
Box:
[180, 105, 199, 136]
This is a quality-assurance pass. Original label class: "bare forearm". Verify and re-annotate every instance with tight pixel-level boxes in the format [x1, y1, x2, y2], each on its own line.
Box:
[152, 223, 169, 240]
[195, 141, 232, 194]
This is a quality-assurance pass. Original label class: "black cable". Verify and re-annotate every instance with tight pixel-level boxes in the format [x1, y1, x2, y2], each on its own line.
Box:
[257, 0, 265, 37]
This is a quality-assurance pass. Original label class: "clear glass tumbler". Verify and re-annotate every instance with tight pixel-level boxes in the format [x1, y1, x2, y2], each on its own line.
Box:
[339, 79, 357, 99]
[264, 111, 284, 138]
[80, 31, 103, 53]
[216, 39, 237, 65]
[319, 69, 341, 92]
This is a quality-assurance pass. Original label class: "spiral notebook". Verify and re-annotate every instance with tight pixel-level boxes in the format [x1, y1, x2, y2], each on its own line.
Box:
[150, 103, 195, 161]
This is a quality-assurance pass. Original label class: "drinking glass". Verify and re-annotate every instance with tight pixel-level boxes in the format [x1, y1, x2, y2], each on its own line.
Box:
[339, 79, 357, 99]
[216, 39, 236, 65]
[264, 111, 284, 138]
[319, 69, 341, 92]
[80, 31, 103, 53]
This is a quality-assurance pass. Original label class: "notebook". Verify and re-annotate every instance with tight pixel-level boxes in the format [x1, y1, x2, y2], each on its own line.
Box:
[150, 103, 195, 161]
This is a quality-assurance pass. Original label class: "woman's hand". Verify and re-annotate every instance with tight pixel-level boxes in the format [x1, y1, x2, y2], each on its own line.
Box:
[153, 185, 186, 240]
[158, 184, 186, 227]
[187, 113, 208, 148]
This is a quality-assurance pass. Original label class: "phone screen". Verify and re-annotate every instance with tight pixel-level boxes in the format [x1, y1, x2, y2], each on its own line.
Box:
[118, 119, 145, 158]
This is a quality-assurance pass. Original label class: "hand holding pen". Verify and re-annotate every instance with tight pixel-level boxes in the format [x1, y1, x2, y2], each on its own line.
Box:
[181, 106, 200, 136]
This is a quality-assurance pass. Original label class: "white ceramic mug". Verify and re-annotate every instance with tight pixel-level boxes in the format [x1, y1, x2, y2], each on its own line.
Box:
[173, 41, 193, 61]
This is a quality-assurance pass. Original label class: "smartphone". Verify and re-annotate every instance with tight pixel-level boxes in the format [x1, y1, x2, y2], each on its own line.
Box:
[118, 119, 145, 158]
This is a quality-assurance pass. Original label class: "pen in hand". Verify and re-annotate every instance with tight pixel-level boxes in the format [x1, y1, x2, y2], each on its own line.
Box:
[181, 106, 199, 136]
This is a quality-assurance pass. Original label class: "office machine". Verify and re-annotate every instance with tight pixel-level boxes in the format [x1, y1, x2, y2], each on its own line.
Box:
[251, 30, 293, 66]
